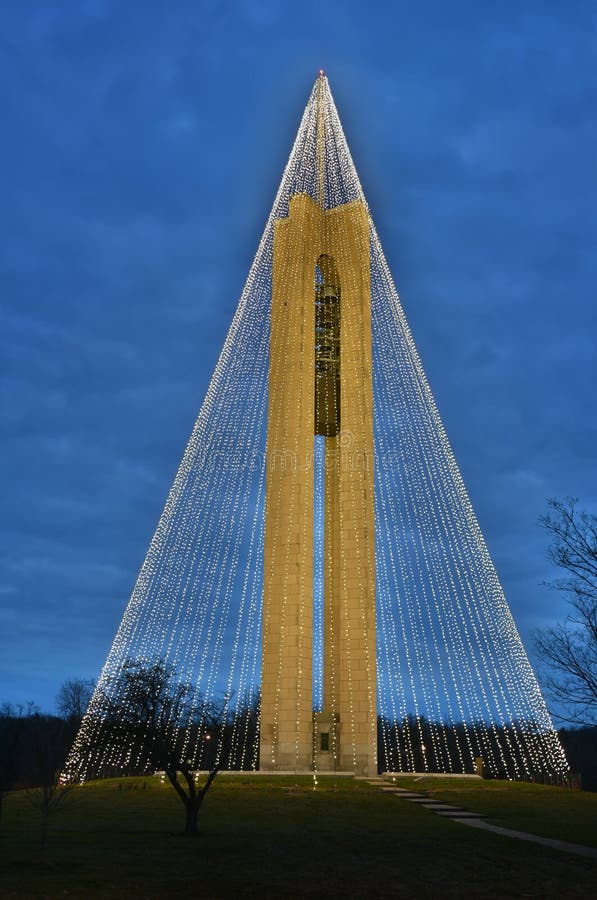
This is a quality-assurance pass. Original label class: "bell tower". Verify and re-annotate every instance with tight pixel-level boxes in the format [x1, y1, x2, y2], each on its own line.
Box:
[260, 78, 376, 775]
[66, 71, 569, 788]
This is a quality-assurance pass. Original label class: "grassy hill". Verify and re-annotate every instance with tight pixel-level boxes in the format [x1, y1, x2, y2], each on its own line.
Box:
[1, 775, 596, 898]
[387, 775, 597, 847]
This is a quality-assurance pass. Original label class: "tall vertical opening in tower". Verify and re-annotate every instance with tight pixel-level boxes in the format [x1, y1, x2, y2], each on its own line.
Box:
[313, 254, 341, 769]
[315, 255, 340, 438]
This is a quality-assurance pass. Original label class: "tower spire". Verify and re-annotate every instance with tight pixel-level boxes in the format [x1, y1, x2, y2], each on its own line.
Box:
[316, 72, 326, 207]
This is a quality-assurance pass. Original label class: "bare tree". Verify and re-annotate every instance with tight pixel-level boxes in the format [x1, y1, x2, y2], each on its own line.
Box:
[56, 678, 95, 723]
[96, 658, 220, 835]
[25, 774, 76, 847]
[19, 713, 77, 845]
[535, 498, 597, 725]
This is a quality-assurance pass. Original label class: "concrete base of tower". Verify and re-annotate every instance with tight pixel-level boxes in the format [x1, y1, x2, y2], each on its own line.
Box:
[259, 744, 314, 772]
[337, 723, 378, 777]
[339, 750, 378, 778]
[313, 711, 340, 771]
[260, 716, 377, 776]
[259, 757, 376, 776]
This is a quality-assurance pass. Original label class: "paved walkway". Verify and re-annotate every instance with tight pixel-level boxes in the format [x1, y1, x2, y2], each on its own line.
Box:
[358, 779, 597, 860]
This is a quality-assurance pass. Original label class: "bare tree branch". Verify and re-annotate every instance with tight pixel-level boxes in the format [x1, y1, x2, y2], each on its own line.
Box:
[93, 658, 221, 835]
[536, 498, 597, 726]
[56, 678, 95, 723]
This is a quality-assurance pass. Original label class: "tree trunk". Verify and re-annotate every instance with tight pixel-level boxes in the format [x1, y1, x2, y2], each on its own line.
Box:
[163, 765, 218, 836]
[184, 800, 200, 836]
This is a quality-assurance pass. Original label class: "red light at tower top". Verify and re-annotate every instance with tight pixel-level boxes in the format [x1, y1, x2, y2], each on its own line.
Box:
[318, 69, 326, 78]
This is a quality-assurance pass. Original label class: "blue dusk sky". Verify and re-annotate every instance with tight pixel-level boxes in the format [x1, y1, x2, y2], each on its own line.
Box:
[1, 1, 596, 715]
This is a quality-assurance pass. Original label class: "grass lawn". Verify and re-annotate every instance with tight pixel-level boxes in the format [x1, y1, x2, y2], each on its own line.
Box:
[0, 775, 595, 899]
[390, 776, 597, 848]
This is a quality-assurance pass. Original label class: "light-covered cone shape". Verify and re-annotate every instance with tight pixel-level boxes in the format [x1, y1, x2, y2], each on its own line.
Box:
[66, 74, 568, 781]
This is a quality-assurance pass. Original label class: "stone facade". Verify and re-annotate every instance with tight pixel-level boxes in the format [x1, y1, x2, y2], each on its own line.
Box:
[261, 193, 376, 777]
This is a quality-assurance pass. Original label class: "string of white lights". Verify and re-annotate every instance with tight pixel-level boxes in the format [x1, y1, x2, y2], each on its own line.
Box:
[66, 74, 568, 782]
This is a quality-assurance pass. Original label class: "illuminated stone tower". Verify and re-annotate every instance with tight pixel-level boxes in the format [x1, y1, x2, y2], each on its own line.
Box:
[260, 77, 377, 776]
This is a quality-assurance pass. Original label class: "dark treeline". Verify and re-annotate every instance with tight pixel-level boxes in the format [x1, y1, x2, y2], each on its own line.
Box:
[0, 691, 261, 791]
[73, 688, 261, 781]
[377, 714, 594, 788]
[0, 705, 79, 812]
[558, 726, 597, 791]
[2, 700, 596, 792]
